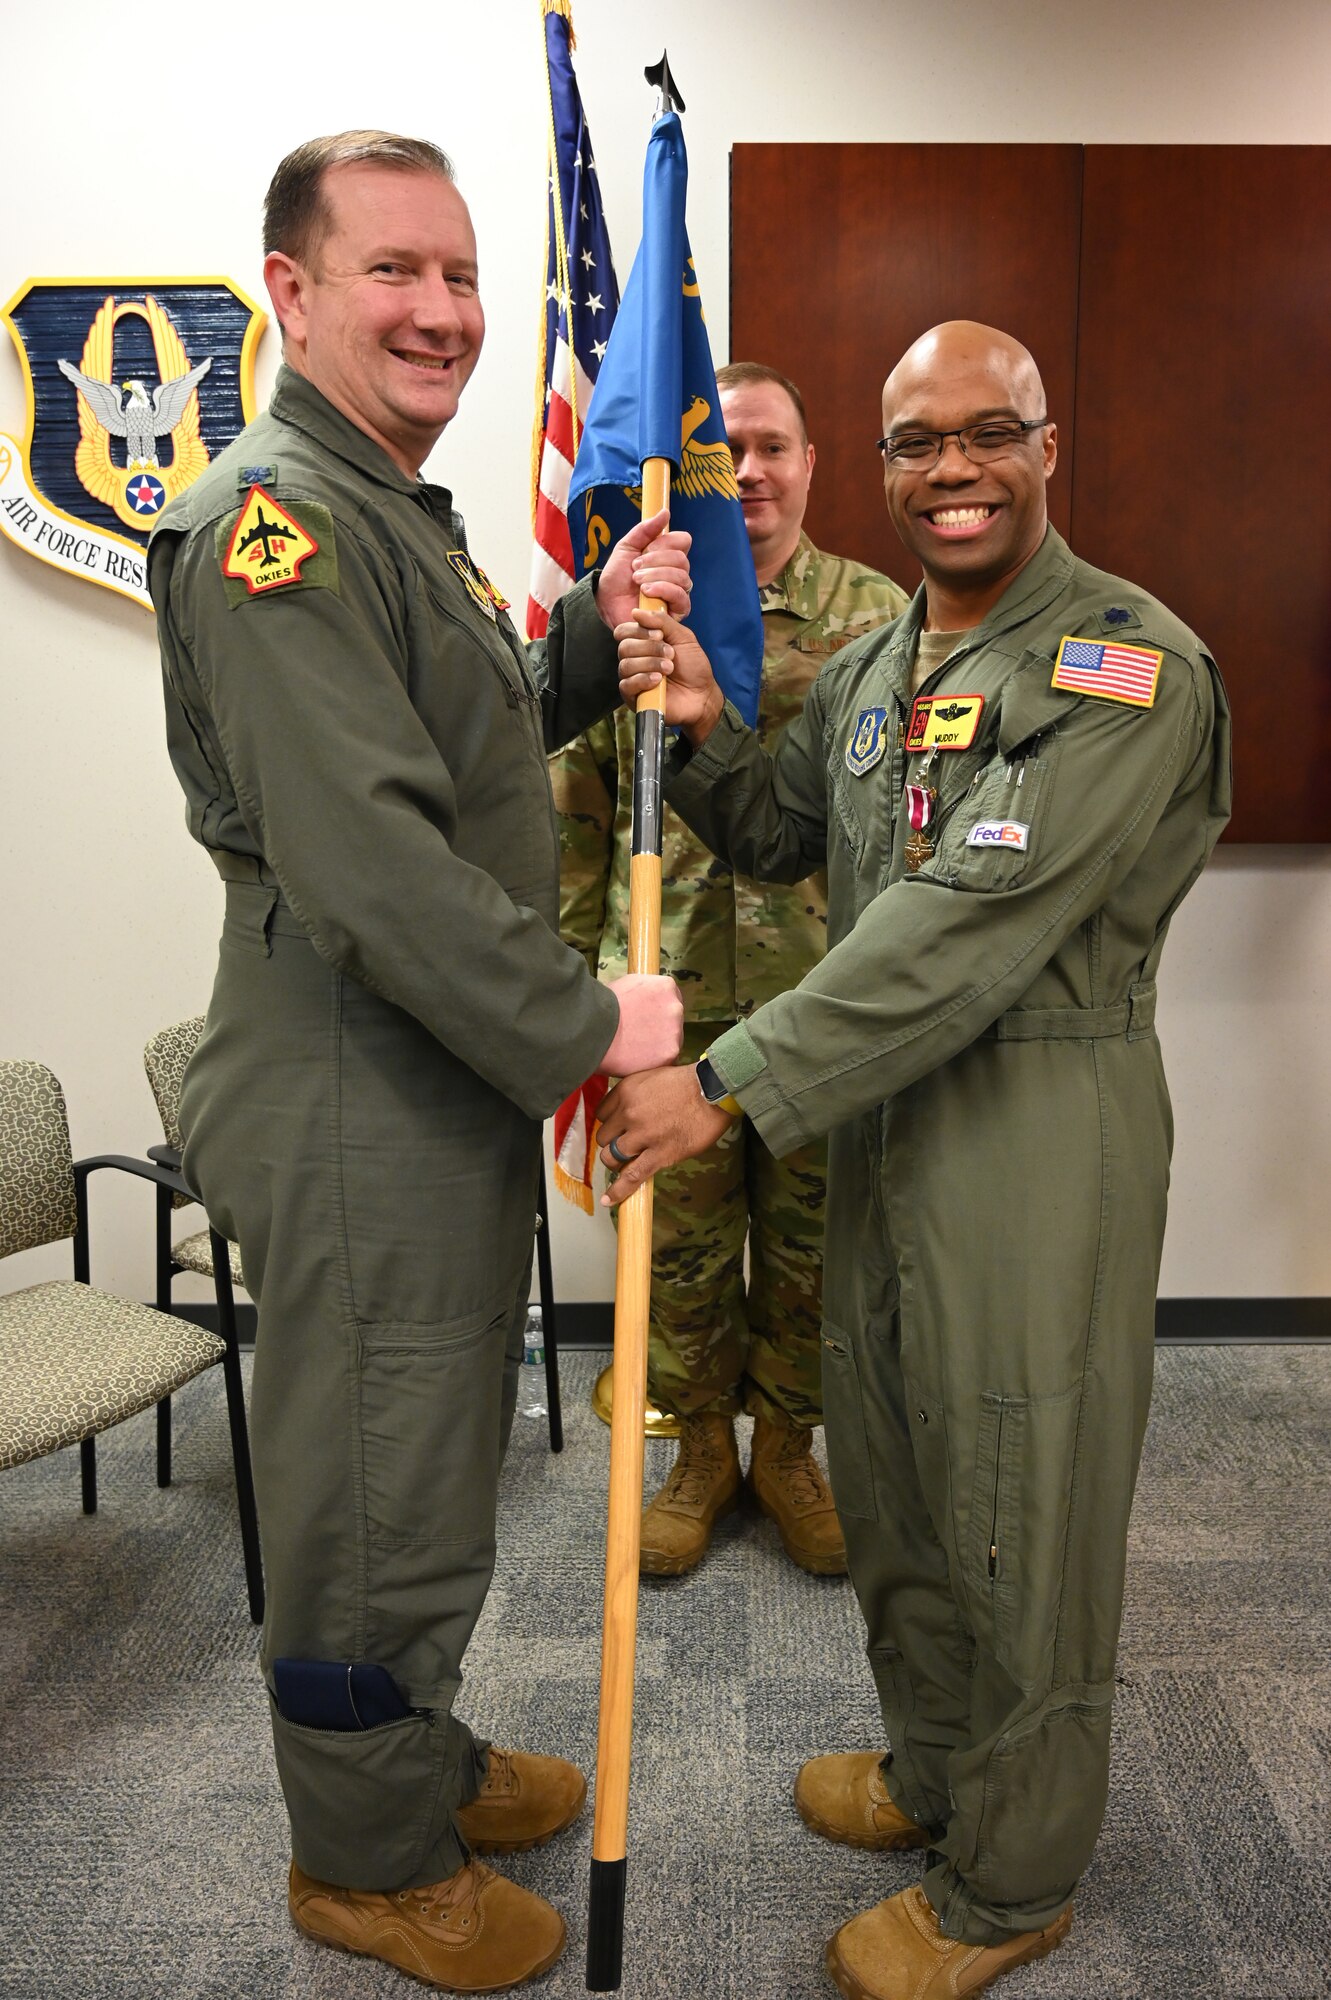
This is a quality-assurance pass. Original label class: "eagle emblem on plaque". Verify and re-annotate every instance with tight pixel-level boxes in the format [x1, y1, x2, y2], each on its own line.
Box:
[0, 278, 265, 608]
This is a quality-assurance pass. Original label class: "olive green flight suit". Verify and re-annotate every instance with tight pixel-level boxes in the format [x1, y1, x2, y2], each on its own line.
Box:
[664, 528, 1231, 1943]
[149, 367, 620, 1892]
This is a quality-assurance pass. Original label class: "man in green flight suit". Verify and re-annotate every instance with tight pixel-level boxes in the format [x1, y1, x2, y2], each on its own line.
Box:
[550, 363, 906, 1577]
[599, 322, 1231, 2000]
[149, 131, 688, 1995]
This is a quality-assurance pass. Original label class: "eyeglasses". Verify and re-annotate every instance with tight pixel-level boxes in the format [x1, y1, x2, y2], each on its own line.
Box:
[876, 417, 1051, 469]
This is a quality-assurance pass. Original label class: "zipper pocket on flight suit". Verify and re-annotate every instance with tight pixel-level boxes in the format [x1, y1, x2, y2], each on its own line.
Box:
[987, 1400, 1004, 1579]
[421, 574, 539, 711]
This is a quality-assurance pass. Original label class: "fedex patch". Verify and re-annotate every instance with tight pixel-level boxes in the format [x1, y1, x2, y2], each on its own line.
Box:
[967, 818, 1030, 851]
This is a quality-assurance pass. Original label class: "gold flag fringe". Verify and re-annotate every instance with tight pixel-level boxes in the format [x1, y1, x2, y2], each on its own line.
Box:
[543, 0, 576, 49]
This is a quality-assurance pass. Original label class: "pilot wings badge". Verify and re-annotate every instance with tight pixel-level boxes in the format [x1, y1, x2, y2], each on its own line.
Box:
[0, 277, 264, 609]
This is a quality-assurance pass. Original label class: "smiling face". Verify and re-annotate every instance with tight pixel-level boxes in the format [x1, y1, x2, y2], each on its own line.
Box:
[720, 378, 815, 586]
[263, 161, 484, 477]
[880, 322, 1056, 627]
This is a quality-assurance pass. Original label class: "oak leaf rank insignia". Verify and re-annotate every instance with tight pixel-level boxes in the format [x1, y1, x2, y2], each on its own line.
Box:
[222, 485, 318, 594]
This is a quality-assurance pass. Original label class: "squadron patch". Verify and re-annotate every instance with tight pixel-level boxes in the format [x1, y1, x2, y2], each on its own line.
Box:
[221, 486, 319, 594]
[448, 547, 510, 622]
[1051, 636, 1162, 709]
[845, 706, 891, 777]
[905, 693, 985, 753]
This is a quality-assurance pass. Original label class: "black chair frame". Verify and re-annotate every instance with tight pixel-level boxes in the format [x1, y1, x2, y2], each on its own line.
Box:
[75, 1150, 264, 1624]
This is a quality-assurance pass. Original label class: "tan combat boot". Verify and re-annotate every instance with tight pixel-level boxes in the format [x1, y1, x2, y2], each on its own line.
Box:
[747, 1404, 848, 1574]
[289, 1855, 565, 1991]
[826, 1883, 1072, 2000]
[453, 1746, 586, 1853]
[794, 1751, 930, 1850]
[639, 1413, 741, 1575]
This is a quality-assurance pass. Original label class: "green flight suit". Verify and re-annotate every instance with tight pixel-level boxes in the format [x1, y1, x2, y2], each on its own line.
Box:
[149, 366, 620, 1892]
[664, 527, 1231, 1942]
[549, 536, 906, 1421]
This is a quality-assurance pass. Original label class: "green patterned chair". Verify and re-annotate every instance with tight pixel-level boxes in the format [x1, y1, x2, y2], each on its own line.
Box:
[141, 1018, 262, 1621]
[0, 1057, 262, 1622]
[142, 1016, 246, 1310]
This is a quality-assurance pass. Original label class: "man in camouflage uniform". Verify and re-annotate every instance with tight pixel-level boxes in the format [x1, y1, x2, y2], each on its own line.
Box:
[550, 364, 906, 1576]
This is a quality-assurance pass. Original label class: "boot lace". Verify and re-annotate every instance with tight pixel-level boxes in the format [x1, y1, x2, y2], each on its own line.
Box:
[763, 1428, 828, 1511]
[400, 1859, 489, 1931]
[661, 1425, 727, 1508]
[476, 1746, 516, 1798]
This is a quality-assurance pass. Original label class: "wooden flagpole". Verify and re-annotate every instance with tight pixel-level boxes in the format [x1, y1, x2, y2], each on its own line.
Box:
[586, 454, 671, 1991]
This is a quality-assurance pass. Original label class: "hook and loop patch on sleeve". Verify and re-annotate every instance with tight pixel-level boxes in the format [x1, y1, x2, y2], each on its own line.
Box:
[216, 486, 338, 604]
[1051, 636, 1161, 708]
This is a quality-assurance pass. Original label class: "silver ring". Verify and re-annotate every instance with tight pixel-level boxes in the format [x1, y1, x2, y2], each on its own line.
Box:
[607, 1135, 635, 1165]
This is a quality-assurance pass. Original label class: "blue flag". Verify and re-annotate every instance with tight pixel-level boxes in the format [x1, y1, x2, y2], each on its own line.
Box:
[567, 110, 763, 728]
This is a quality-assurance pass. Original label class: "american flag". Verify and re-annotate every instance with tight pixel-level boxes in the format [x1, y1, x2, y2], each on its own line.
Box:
[526, 0, 619, 641]
[1051, 636, 1163, 709]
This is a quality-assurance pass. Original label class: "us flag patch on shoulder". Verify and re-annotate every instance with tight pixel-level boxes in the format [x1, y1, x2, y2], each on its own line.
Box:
[1051, 636, 1162, 709]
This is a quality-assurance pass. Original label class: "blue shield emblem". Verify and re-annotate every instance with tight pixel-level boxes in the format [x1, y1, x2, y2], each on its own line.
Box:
[845, 706, 891, 777]
[0, 277, 265, 608]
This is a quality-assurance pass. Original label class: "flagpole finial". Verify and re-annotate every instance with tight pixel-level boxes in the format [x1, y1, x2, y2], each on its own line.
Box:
[644, 51, 685, 116]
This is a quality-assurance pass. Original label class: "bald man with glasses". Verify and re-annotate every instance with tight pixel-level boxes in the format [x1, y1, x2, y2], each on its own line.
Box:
[598, 322, 1232, 2000]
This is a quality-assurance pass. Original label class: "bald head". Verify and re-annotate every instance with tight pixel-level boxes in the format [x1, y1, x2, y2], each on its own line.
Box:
[882, 321, 1046, 432]
[878, 321, 1057, 628]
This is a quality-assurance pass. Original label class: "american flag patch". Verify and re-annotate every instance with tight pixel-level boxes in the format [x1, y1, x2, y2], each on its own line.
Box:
[1051, 635, 1163, 708]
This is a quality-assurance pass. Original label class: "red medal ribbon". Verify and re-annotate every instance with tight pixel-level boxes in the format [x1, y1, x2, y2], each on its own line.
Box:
[906, 783, 933, 832]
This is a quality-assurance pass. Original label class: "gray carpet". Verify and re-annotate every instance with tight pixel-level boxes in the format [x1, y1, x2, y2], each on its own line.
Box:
[1, 1344, 1328, 2000]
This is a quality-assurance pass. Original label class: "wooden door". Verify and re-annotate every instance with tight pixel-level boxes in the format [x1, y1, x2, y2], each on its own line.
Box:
[1074, 145, 1331, 840]
[729, 143, 1083, 592]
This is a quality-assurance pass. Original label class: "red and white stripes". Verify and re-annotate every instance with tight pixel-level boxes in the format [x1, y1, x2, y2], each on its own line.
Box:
[526, 335, 595, 639]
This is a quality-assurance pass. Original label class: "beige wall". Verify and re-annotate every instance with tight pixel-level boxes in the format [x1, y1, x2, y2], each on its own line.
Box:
[2, 0, 1327, 1304]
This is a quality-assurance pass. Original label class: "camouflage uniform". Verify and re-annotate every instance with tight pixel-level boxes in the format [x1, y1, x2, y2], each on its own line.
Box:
[549, 535, 906, 1421]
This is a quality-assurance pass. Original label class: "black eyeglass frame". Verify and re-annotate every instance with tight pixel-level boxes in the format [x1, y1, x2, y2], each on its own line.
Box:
[875, 416, 1051, 466]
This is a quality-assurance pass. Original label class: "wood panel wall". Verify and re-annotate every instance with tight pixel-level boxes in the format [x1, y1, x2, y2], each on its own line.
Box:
[731, 143, 1331, 841]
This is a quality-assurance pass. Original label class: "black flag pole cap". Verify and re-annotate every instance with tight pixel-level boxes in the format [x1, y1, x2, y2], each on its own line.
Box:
[645, 51, 686, 112]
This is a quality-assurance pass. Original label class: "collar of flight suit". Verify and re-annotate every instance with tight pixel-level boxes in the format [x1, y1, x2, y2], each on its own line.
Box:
[873, 524, 1078, 712]
[267, 363, 457, 520]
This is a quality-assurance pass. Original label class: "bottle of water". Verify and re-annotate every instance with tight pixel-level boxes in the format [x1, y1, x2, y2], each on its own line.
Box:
[523, 1308, 544, 1367]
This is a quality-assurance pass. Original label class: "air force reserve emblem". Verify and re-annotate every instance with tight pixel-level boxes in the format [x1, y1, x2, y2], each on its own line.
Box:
[846, 706, 891, 777]
[0, 278, 264, 609]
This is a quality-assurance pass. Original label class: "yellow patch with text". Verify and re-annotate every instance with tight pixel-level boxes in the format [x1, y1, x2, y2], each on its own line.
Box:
[905, 693, 985, 754]
[221, 485, 319, 594]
